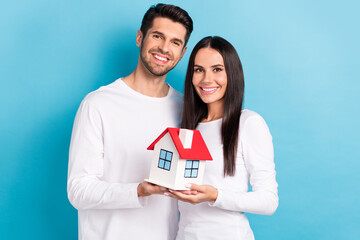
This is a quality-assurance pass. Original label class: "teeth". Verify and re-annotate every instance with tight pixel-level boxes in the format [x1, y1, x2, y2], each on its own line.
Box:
[201, 87, 217, 92]
[154, 54, 168, 61]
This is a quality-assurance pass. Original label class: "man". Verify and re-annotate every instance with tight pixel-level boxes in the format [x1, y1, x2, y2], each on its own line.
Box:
[67, 4, 193, 240]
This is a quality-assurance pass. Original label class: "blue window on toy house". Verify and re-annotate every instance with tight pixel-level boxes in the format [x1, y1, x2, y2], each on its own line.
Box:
[184, 160, 199, 178]
[158, 149, 173, 171]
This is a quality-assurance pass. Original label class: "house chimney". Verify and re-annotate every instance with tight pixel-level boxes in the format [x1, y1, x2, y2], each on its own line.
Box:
[179, 129, 193, 149]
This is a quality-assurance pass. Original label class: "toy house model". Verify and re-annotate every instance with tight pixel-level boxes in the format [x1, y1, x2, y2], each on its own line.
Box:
[145, 128, 212, 190]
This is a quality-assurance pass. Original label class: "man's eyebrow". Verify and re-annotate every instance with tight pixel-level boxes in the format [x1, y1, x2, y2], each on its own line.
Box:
[151, 31, 184, 45]
[172, 37, 184, 45]
[151, 30, 165, 37]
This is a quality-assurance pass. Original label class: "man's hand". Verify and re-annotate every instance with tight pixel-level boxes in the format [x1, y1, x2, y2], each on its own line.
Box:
[137, 182, 167, 197]
[165, 183, 218, 204]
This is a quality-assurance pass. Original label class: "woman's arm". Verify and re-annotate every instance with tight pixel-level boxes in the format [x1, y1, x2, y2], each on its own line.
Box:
[211, 114, 278, 215]
[166, 113, 278, 215]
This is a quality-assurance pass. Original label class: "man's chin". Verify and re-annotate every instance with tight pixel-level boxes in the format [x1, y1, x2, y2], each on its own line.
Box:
[147, 66, 174, 77]
[150, 70, 169, 77]
[140, 56, 176, 76]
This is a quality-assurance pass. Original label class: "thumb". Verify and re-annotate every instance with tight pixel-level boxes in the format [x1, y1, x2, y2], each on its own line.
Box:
[185, 183, 204, 192]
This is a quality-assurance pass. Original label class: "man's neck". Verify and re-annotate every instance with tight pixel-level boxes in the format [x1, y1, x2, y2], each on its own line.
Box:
[122, 67, 170, 98]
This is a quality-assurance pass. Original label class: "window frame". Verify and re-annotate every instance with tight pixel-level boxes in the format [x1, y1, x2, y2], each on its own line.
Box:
[158, 149, 173, 171]
[184, 160, 199, 178]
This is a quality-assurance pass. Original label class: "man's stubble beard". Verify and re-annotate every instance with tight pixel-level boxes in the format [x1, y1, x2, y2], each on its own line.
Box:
[139, 42, 177, 77]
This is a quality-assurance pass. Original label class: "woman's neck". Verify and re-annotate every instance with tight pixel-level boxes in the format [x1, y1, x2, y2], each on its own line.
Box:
[202, 100, 224, 122]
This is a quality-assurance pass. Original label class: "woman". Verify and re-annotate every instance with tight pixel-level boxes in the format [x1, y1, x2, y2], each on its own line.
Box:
[165, 36, 279, 239]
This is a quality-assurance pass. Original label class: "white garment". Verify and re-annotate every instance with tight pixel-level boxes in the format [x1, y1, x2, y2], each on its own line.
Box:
[177, 110, 278, 240]
[68, 78, 183, 240]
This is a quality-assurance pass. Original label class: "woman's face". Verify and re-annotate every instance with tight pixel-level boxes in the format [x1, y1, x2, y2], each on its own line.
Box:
[192, 47, 227, 107]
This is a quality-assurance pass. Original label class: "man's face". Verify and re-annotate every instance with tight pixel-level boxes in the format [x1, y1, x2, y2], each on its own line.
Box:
[137, 17, 187, 77]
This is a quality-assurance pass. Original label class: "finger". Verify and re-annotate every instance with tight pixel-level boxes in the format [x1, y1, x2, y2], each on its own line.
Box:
[164, 191, 182, 200]
[185, 183, 205, 192]
[169, 189, 198, 200]
[156, 187, 167, 194]
[175, 190, 193, 195]
[149, 183, 166, 190]
[148, 184, 167, 194]
[177, 190, 198, 195]
[165, 191, 196, 204]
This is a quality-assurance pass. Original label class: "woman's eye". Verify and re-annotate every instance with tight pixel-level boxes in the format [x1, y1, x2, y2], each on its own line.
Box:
[214, 68, 222, 72]
[194, 68, 203, 72]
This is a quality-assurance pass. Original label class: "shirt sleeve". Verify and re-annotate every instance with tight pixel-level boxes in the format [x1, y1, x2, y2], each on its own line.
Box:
[67, 99, 148, 210]
[210, 114, 278, 215]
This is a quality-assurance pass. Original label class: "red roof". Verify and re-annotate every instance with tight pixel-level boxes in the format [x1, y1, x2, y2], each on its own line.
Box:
[147, 128, 213, 161]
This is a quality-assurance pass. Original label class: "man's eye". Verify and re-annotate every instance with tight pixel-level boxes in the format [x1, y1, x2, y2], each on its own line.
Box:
[173, 41, 180, 46]
[153, 35, 161, 39]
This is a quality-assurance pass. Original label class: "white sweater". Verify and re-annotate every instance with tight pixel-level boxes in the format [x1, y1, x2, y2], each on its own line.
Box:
[177, 110, 279, 240]
[68, 78, 183, 240]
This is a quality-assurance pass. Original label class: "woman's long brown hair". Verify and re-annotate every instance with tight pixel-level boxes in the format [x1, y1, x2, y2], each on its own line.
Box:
[181, 36, 244, 176]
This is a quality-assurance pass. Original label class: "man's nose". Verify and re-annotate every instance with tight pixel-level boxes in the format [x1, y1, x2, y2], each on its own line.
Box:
[158, 40, 170, 53]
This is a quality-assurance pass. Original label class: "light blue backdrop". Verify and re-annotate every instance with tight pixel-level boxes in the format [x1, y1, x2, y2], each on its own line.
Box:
[1, 0, 359, 239]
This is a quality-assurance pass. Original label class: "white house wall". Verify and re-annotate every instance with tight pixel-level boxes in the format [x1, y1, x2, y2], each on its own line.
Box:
[173, 159, 206, 190]
[148, 132, 180, 189]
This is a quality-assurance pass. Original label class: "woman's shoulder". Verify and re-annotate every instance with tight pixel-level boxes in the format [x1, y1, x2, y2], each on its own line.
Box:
[240, 109, 269, 132]
[240, 109, 262, 121]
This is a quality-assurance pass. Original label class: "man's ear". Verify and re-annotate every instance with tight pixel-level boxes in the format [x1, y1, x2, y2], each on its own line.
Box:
[136, 30, 143, 47]
[180, 46, 187, 60]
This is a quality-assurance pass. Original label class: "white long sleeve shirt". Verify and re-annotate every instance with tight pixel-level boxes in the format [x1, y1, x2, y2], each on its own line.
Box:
[177, 110, 278, 240]
[68, 78, 183, 240]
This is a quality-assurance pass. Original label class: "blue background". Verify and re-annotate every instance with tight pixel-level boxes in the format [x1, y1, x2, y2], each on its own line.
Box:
[1, 0, 359, 239]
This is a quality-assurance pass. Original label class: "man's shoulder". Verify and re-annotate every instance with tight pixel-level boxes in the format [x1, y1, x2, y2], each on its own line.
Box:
[168, 85, 183, 103]
[82, 78, 123, 103]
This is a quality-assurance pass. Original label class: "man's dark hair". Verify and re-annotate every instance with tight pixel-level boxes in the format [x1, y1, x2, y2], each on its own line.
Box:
[140, 3, 193, 46]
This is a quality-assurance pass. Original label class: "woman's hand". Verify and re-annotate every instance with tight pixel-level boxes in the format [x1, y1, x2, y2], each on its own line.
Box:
[165, 183, 218, 204]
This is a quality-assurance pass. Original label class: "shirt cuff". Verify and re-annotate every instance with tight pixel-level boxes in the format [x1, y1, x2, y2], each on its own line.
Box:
[137, 196, 149, 207]
[208, 188, 223, 207]
[126, 182, 149, 208]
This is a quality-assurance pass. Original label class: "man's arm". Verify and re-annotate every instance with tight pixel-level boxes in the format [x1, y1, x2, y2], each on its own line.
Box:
[67, 99, 165, 210]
